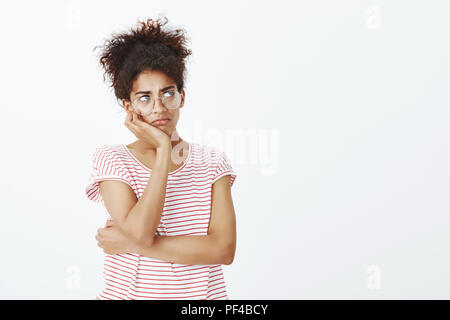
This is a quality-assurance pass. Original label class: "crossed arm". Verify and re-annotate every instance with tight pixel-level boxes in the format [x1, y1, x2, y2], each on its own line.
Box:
[96, 175, 237, 265]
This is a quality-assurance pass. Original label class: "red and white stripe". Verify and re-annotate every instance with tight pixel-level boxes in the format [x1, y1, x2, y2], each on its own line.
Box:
[86, 142, 236, 300]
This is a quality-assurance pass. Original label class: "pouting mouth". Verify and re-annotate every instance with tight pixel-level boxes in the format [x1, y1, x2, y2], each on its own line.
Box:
[151, 118, 170, 124]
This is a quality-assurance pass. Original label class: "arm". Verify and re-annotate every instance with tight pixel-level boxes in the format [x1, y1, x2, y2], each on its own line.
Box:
[98, 145, 170, 247]
[135, 174, 237, 265]
[97, 175, 237, 265]
[137, 234, 227, 265]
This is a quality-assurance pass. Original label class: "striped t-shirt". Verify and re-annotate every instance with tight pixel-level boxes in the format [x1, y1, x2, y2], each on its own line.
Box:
[85, 141, 237, 300]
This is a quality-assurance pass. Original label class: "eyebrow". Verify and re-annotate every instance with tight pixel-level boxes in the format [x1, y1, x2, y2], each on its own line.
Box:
[134, 85, 176, 96]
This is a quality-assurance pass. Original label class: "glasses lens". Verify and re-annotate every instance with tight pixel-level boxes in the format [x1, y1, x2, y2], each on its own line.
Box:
[161, 91, 181, 109]
[133, 95, 153, 116]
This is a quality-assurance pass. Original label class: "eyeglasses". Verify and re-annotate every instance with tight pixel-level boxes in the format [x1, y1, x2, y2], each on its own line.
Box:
[124, 90, 182, 117]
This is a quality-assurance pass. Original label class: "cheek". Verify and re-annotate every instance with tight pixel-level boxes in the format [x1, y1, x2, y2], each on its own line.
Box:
[140, 115, 153, 125]
[170, 112, 180, 123]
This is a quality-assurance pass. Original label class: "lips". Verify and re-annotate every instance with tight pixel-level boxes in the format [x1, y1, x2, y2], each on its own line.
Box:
[152, 118, 170, 123]
[152, 118, 170, 126]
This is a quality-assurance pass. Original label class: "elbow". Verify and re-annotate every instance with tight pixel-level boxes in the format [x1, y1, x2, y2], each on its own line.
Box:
[211, 233, 235, 265]
[221, 243, 236, 265]
[223, 255, 234, 265]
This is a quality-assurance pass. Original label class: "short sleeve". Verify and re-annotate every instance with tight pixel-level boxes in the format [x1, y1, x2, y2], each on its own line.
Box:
[211, 151, 237, 187]
[85, 145, 134, 204]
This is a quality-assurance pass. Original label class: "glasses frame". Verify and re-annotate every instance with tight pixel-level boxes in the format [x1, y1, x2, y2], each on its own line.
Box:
[120, 90, 182, 115]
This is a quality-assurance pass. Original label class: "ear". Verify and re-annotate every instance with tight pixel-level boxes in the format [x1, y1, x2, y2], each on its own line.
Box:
[179, 89, 185, 109]
[122, 98, 131, 112]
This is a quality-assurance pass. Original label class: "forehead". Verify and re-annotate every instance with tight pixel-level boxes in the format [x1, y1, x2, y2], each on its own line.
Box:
[131, 69, 176, 92]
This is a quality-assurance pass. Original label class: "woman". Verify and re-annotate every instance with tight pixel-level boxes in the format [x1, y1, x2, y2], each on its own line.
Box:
[85, 16, 237, 300]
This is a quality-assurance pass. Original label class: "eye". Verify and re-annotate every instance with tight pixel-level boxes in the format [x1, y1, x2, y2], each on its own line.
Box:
[163, 91, 175, 97]
[138, 95, 151, 102]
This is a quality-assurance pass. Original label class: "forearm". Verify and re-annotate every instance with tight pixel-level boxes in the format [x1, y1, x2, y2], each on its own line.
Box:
[136, 234, 229, 265]
[118, 147, 170, 246]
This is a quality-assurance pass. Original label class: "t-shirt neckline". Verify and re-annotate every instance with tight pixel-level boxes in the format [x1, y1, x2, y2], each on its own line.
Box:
[122, 141, 192, 175]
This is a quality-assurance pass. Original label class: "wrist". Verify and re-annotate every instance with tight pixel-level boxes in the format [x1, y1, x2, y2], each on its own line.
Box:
[155, 146, 172, 170]
[156, 142, 171, 155]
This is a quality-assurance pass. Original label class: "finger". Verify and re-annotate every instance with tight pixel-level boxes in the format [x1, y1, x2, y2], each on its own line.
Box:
[135, 111, 147, 125]
[125, 110, 131, 123]
[97, 228, 105, 236]
[126, 111, 140, 132]
[133, 112, 144, 128]
[125, 111, 133, 126]
[125, 110, 135, 126]
[136, 113, 146, 124]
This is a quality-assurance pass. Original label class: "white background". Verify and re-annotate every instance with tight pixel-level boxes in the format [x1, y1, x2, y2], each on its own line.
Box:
[0, 0, 449, 299]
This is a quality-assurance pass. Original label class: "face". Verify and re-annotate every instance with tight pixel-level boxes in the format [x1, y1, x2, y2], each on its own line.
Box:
[122, 69, 185, 138]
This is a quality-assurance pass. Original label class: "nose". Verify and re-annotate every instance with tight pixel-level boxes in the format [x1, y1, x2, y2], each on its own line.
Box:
[152, 97, 167, 113]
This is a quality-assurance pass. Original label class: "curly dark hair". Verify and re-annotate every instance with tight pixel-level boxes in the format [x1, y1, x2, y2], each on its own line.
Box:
[94, 16, 192, 106]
